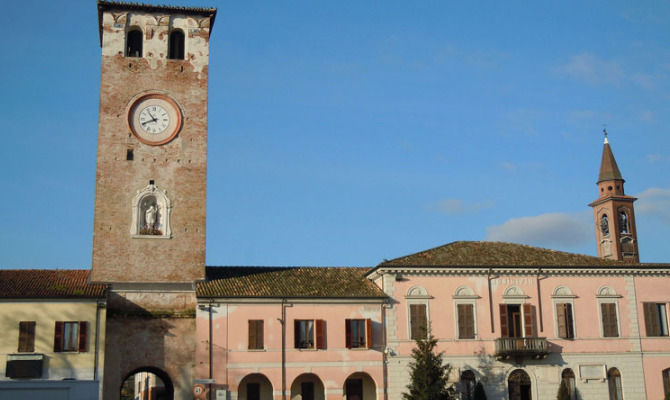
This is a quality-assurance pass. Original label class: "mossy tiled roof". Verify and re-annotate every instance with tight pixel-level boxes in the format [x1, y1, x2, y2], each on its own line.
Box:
[376, 241, 640, 268]
[197, 267, 387, 298]
[0, 269, 107, 299]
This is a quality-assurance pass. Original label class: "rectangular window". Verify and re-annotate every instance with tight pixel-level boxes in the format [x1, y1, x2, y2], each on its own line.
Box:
[409, 304, 427, 340]
[499, 304, 535, 338]
[294, 319, 325, 349]
[556, 303, 575, 339]
[643, 302, 669, 337]
[54, 321, 88, 352]
[346, 319, 372, 349]
[457, 304, 475, 339]
[600, 303, 619, 337]
[248, 320, 264, 350]
[18, 321, 36, 352]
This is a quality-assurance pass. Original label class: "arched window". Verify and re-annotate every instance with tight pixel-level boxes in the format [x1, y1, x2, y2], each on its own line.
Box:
[508, 369, 531, 400]
[561, 369, 576, 400]
[607, 368, 623, 400]
[126, 29, 143, 58]
[460, 370, 476, 400]
[600, 214, 610, 235]
[618, 210, 629, 234]
[168, 29, 185, 60]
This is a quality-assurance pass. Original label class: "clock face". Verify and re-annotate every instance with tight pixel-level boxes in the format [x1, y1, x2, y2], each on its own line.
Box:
[139, 105, 170, 134]
[127, 93, 182, 145]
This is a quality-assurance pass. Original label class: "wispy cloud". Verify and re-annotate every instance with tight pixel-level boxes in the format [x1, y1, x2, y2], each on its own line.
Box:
[638, 110, 655, 123]
[636, 187, 670, 225]
[554, 53, 624, 85]
[500, 108, 543, 137]
[430, 198, 494, 215]
[500, 161, 517, 172]
[646, 154, 667, 163]
[485, 212, 592, 248]
[631, 73, 657, 90]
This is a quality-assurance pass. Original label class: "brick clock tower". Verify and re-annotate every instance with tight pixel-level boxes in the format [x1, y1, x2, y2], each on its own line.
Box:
[92, 2, 216, 399]
[589, 131, 639, 262]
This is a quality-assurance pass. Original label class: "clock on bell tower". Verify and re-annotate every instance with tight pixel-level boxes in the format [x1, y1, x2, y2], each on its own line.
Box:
[91, 1, 216, 283]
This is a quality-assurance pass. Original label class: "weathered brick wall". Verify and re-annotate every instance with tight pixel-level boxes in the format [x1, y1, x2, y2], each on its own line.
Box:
[103, 290, 197, 400]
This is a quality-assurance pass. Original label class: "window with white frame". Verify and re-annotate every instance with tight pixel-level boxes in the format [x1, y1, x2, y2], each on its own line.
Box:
[454, 286, 479, 339]
[607, 368, 623, 400]
[406, 286, 431, 340]
[552, 286, 576, 339]
[500, 286, 535, 338]
[597, 286, 621, 338]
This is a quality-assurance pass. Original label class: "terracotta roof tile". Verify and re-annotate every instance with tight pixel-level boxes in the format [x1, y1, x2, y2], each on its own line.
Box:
[0, 270, 107, 299]
[197, 267, 387, 298]
[377, 241, 647, 268]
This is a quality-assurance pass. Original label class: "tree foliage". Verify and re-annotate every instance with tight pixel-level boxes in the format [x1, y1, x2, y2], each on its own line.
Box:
[402, 329, 454, 400]
[556, 379, 570, 400]
[473, 381, 487, 400]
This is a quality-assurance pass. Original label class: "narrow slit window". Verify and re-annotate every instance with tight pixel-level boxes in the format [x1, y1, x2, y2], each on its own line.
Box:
[126, 149, 134, 161]
[168, 29, 185, 60]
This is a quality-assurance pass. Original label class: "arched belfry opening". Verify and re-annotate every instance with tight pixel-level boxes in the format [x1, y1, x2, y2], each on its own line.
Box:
[126, 29, 143, 57]
[168, 29, 185, 60]
[120, 367, 174, 400]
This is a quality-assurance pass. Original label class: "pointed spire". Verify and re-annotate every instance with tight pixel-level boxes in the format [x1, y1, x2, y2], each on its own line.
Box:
[597, 129, 623, 183]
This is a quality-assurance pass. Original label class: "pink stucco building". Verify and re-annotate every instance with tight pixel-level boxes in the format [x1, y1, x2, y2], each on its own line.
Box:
[192, 138, 670, 400]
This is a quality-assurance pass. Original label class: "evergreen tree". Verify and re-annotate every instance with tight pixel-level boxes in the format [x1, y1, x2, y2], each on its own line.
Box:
[402, 329, 454, 400]
[556, 379, 570, 400]
[473, 381, 487, 400]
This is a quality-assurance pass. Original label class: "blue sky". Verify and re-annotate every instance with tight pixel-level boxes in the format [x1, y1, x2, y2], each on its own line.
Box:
[1, 1, 669, 268]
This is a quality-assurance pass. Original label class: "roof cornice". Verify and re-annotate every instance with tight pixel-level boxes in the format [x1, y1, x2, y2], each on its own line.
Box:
[367, 265, 670, 279]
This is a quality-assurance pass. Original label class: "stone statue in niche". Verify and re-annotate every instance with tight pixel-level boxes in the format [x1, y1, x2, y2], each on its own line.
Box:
[130, 182, 172, 238]
[139, 196, 162, 235]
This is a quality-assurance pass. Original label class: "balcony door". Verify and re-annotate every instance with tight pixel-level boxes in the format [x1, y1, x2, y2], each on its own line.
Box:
[500, 304, 535, 338]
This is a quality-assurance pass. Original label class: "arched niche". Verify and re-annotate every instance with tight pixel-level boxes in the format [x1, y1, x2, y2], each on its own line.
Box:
[130, 182, 172, 238]
[454, 286, 479, 299]
[552, 286, 575, 298]
[406, 286, 431, 299]
[597, 286, 619, 298]
[503, 286, 527, 301]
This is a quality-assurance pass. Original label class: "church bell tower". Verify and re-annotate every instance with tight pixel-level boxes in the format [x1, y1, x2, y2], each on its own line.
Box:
[589, 131, 639, 262]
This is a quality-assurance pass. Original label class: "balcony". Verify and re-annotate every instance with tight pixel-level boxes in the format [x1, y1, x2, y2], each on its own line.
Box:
[494, 337, 549, 362]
